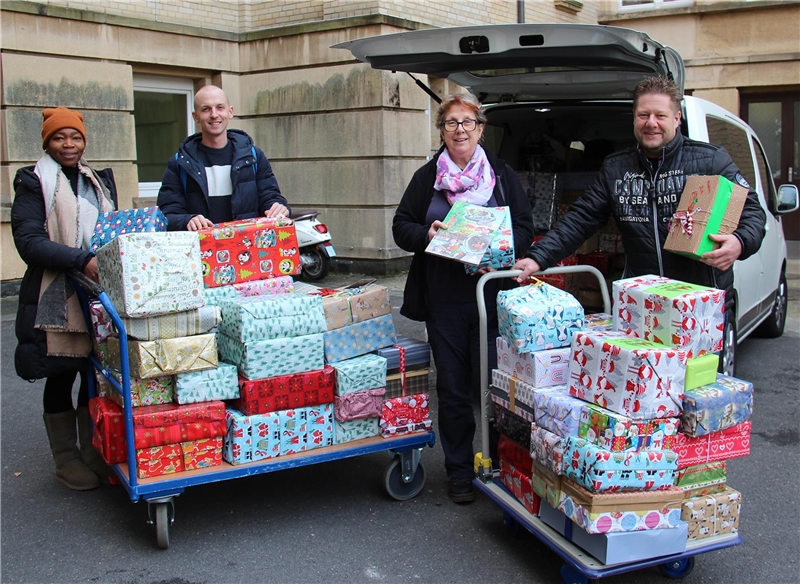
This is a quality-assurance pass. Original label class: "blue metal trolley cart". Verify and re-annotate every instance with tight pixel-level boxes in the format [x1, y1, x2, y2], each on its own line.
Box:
[70, 270, 435, 549]
[474, 267, 742, 584]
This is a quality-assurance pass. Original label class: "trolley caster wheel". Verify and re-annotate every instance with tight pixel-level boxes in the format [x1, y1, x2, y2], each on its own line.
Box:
[658, 556, 695, 579]
[503, 512, 521, 537]
[560, 564, 596, 584]
[383, 457, 426, 501]
[153, 503, 173, 549]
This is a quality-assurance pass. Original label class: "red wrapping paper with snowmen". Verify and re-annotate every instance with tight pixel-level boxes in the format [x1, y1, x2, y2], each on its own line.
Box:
[198, 217, 300, 288]
[612, 275, 724, 358]
[569, 331, 687, 420]
[380, 393, 432, 437]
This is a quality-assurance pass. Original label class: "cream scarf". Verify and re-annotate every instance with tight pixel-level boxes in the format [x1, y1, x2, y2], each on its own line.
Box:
[33, 153, 115, 357]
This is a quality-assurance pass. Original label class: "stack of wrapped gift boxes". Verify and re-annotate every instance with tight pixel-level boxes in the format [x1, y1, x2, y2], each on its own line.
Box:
[88, 220, 232, 478]
[490, 274, 752, 564]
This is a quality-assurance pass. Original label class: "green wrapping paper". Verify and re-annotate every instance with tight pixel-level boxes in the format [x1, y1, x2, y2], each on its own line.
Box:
[675, 461, 727, 498]
[664, 175, 747, 259]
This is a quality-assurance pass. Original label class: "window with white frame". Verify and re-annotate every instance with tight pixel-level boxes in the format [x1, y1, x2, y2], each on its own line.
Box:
[619, 0, 693, 10]
[133, 75, 195, 199]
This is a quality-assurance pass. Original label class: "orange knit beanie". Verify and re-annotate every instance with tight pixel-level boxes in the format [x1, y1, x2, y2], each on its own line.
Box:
[41, 107, 87, 150]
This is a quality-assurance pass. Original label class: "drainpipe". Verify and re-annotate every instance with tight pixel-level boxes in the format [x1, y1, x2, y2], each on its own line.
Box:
[517, 0, 524, 23]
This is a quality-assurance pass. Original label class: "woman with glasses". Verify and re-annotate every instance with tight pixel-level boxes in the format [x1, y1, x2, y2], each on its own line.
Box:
[393, 93, 535, 503]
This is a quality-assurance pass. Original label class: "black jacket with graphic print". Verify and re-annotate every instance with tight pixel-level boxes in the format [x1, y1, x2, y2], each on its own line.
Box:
[526, 132, 766, 309]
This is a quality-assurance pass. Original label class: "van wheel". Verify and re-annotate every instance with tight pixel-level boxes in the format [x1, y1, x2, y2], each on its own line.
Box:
[755, 272, 787, 338]
[718, 316, 737, 377]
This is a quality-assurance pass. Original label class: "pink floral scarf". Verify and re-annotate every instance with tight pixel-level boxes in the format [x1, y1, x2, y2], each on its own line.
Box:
[434, 145, 496, 206]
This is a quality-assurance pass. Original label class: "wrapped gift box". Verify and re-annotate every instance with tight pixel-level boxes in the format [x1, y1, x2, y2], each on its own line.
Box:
[223, 407, 281, 464]
[182, 436, 223, 471]
[598, 234, 623, 254]
[500, 460, 540, 516]
[535, 248, 579, 292]
[492, 401, 533, 450]
[234, 366, 335, 415]
[89, 396, 127, 464]
[563, 436, 678, 492]
[578, 404, 678, 452]
[306, 403, 335, 450]
[175, 362, 240, 404]
[532, 386, 583, 437]
[217, 332, 325, 380]
[334, 388, 386, 423]
[498, 434, 533, 477]
[323, 314, 397, 363]
[90, 206, 167, 253]
[111, 305, 221, 341]
[279, 408, 308, 455]
[385, 369, 430, 399]
[334, 417, 380, 444]
[97, 231, 204, 318]
[101, 374, 174, 408]
[664, 175, 748, 260]
[578, 251, 611, 276]
[685, 353, 720, 390]
[465, 206, 514, 274]
[681, 374, 753, 437]
[197, 217, 300, 288]
[89, 300, 114, 347]
[675, 462, 727, 498]
[585, 313, 613, 332]
[681, 487, 741, 541]
[332, 353, 388, 396]
[530, 423, 565, 475]
[136, 443, 183, 478]
[203, 276, 294, 306]
[539, 500, 689, 565]
[613, 275, 725, 358]
[319, 283, 392, 330]
[492, 369, 539, 421]
[424, 201, 508, 265]
[519, 172, 558, 231]
[496, 337, 570, 388]
[106, 333, 218, 379]
[492, 385, 535, 423]
[558, 477, 684, 533]
[380, 393, 432, 437]
[373, 335, 431, 374]
[219, 294, 326, 342]
[531, 460, 562, 509]
[672, 421, 751, 468]
[497, 281, 584, 353]
[132, 401, 227, 449]
[569, 331, 687, 420]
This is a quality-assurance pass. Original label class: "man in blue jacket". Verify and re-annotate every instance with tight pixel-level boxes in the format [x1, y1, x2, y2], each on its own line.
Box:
[157, 85, 290, 231]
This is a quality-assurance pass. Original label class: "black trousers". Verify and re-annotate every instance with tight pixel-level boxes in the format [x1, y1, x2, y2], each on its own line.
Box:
[426, 297, 498, 479]
[43, 370, 88, 414]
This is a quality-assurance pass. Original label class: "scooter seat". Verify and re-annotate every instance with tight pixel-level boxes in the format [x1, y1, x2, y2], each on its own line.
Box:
[290, 209, 318, 220]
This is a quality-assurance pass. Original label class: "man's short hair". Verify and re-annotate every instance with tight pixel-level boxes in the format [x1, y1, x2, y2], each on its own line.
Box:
[633, 76, 683, 111]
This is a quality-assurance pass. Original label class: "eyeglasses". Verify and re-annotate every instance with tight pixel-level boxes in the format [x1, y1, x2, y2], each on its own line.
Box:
[443, 119, 479, 132]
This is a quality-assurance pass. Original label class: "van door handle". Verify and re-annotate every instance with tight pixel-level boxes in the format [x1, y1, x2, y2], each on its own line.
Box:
[789, 167, 793, 182]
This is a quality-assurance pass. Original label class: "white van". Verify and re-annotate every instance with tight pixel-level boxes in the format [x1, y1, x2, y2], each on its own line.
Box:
[335, 24, 799, 375]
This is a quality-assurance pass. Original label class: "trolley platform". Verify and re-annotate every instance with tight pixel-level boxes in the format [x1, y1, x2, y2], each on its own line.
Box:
[474, 267, 743, 583]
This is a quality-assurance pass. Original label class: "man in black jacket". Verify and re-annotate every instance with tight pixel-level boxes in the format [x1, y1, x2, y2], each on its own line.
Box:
[157, 85, 290, 231]
[514, 76, 765, 311]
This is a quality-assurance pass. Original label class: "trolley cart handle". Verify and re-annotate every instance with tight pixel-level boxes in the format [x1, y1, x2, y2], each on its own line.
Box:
[475, 265, 610, 479]
[67, 268, 104, 297]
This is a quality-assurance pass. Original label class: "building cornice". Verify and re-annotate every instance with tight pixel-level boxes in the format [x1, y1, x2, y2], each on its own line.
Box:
[599, 0, 798, 24]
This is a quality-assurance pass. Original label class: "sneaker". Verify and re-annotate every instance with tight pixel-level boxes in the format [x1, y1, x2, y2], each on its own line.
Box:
[448, 477, 476, 504]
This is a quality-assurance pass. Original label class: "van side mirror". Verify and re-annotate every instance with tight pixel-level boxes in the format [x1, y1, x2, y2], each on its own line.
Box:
[777, 184, 799, 214]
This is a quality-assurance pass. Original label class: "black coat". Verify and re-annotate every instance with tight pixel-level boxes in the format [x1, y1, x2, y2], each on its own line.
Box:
[11, 166, 118, 381]
[156, 129, 289, 230]
[394, 147, 535, 321]
[527, 132, 766, 309]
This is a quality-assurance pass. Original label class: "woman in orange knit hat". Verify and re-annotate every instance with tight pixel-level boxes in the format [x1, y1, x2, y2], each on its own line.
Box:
[11, 106, 117, 490]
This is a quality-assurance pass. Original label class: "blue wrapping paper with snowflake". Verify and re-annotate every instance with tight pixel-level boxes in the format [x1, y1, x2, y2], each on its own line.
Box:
[563, 436, 678, 493]
[464, 207, 514, 274]
[497, 281, 585, 353]
[90, 206, 168, 252]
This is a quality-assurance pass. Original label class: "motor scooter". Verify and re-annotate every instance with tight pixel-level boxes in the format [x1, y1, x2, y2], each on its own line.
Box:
[291, 209, 336, 281]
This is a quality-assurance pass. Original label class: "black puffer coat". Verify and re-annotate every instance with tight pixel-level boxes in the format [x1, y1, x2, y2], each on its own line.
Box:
[527, 132, 766, 309]
[11, 166, 118, 381]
